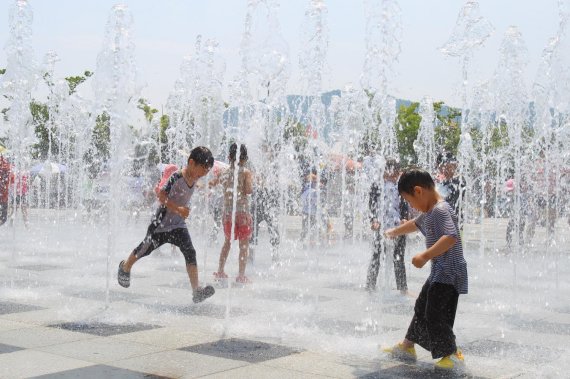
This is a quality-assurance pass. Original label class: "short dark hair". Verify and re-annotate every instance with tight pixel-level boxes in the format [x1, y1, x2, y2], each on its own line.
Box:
[398, 169, 435, 195]
[385, 158, 400, 174]
[229, 143, 248, 162]
[436, 151, 457, 165]
[189, 146, 214, 168]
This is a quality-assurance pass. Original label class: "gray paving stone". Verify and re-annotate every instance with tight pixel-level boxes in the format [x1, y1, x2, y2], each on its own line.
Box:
[48, 322, 162, 337]
[12, 264, 65, 271]
[0, 301, 45, 315]
[462, 339, 560, 364]
[180, 337, 301, 363]
[31, 364, 171, 378]
[505, 315, 570, 335]
[144, 302, 250, 319]
[0, 278, 50, 288]
[359, 362, 489, 378]
[64, 289, 150, 302]
[0, 343, 24, 354]
[327, 282, 367, 291]
[310, 318, 399, 337]
[382, 303, 414, 315]
[248, 288, 335, 302]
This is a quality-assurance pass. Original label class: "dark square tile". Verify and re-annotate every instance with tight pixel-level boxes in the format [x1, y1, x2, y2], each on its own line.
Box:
[48, 322, 162, 337]
[0, 343, 24, 354]
[462, 339, 560, 364]
[360, 362, 487, 378]
[145, 302, 250, 319]
[180, 338, 300, 363]
[13, 264, 64, 271]
[31, 364, 171, 378]
[0, 301, 45, 315]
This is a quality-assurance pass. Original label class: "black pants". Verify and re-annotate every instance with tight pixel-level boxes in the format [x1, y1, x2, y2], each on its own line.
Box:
[406, 280, 459, 359]
[251, 196, 280, 248]
[300, 214, 316, 241]
[366, 232, 407, 291]
[0, 202, 7, 226]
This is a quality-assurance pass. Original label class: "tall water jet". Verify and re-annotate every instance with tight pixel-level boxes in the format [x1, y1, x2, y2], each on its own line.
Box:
[414, 96, 436, 172]
[467, 82, 493, 256]
[0, 0, 38, 236]
[297, 0, 329, 246]
[491, 26, 529, 300]
[532, 0, 570, 250]
[357, 0, 402, 296]
[440, 0, 493, 228]
[239, 0, 290, 261]
[92, 4, 140, 305]
[166, 36, 226, 165]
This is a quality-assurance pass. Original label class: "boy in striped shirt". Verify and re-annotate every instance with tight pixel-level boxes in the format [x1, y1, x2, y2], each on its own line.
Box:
[383, 169, 468, 371]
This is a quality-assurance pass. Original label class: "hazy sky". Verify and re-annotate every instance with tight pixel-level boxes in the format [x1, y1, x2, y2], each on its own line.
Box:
[0, 0, 563, 108]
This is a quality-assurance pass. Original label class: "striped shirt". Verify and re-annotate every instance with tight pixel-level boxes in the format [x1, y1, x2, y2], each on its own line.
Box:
[414, 201, 468, 294]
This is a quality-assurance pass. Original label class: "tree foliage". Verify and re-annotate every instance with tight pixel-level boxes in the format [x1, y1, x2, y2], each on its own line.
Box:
[64, 70, 93, 95]
[396, 102, 421, 164]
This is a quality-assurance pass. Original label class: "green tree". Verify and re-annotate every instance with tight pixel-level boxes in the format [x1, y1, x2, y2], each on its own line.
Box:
[283, 116, 308, 152]
[65, 70, 93, 95]
[433, 101, 462, 155]
[137, 98, 159, 123]
[29, 100, 56, 160]
[91, 112, 111, 162]
[395, 102, 421, 164]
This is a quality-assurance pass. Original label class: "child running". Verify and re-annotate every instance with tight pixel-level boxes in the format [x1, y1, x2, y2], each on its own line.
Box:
[210, 143, 253, 284]
[117, 146, 215, 303]
[383, 169, 468, 371]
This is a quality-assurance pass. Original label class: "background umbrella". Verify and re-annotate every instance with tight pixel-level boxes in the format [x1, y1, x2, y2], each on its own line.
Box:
[30, 161, 67, 177]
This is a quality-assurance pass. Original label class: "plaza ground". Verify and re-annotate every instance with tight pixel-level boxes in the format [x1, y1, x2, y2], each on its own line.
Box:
[0, 210, 568, 378]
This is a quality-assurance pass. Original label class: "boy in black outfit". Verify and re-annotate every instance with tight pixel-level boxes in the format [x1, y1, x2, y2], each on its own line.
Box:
[366, 159, 409, 294]
[383, 169, 468, 371]
[118, 146, 216, 303]
[435, 152, 466, 228]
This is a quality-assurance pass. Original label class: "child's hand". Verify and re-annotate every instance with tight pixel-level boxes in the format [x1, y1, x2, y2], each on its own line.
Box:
[178, 206, 190, 219]
[371, 221, 380, 231]
[384, 228, 397, 239]
[412, 252, 428, 268]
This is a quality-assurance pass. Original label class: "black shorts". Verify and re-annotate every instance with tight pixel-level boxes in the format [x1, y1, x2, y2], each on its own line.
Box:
[133, 227, 197, 265]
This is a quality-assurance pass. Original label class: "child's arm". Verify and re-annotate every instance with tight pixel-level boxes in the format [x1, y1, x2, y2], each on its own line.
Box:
[411, 235, 457, 268]
[384, 218, 418, 238]
[157, 189, 189, 218]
